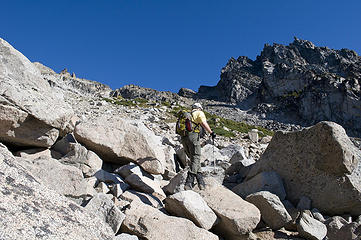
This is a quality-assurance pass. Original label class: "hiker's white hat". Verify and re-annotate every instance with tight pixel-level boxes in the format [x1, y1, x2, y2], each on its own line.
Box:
[192, 102, 203, 110]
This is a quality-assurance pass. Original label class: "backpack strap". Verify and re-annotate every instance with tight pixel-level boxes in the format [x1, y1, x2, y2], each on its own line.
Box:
[191, 110, 201, 132]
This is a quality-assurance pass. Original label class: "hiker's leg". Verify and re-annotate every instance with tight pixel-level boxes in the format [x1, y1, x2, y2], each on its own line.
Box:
[181, 136, 191, 158]
[181, 136, 192, 168]
[188, 133, 201, 174]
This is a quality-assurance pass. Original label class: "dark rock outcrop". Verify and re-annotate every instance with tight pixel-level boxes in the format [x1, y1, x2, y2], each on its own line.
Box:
[198, 56, 262, 105]
[197, 38, 361, 137]
[111, 84, 182, 103]
[178, 88, 197, 98]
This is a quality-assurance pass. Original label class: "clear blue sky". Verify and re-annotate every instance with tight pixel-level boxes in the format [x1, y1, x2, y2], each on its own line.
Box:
[1, 0, 360, 93]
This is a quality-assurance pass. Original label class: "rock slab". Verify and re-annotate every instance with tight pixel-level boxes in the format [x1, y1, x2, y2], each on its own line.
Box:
[198, 178, 260, 239]
[165, 190, 217, 230]
[0, 38, 74, 147]
[297, 212, 327, 240]
[246, 191, 292, 230]
[0, 143, 114, 240]
[122, 200, 219, 240]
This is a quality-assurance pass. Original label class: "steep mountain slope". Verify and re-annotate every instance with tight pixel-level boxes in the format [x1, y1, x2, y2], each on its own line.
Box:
[1, 37, 360, 240]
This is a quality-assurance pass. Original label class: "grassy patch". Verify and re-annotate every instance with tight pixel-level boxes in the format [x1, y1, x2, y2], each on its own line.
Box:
[103, 97, 149, 107]
[204, 111, 273, 137]
[161, 101, 171, 107]
[283, 90, 302, 98]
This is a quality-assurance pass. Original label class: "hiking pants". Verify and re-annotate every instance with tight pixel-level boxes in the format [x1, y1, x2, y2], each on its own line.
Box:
[181, 132, 201, 174]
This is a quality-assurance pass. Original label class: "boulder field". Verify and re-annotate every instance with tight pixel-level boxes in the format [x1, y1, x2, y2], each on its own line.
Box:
[1, 37, 360, 240]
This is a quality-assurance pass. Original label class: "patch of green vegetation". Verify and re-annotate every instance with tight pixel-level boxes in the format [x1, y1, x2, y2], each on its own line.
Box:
[161, 101, 171, 107]
[204, 111, 273, 138]
[212, 127, 236, 138]
[134, 97, 148, 104]
[103, 97, 148, 107]
[283, 90, 302, 98]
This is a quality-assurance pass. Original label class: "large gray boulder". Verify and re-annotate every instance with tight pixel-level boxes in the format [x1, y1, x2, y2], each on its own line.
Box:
[0, 143, 114, 239]
[0, 38, 74, 147]
[246, 191, 292, 230]
[165, 190, 218, 230]
[247, 121, 361, 216]
[297, 212, 327, 240]
[121, 200, 219, 240]
[15, 155, 96, 201]
[197, 178, 261, 239]
[74, 116, 173, 172]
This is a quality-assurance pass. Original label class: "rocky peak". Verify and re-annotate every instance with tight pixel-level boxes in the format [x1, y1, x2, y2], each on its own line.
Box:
[111, 84, 185, 104]
[33, 62, 112, 97]
[291, 37, 316, 49]
[196, 38, 361, 137]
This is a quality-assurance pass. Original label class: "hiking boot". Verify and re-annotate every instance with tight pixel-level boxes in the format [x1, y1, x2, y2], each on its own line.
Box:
[196, 173, 206, 190]
[184, 172, 195, 190]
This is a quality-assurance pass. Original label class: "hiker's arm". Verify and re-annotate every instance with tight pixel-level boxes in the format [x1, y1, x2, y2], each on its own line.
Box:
[200, 120, 213, 134]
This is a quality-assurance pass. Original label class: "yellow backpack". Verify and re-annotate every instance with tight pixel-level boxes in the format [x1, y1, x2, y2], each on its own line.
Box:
[175, 110, 200, 136]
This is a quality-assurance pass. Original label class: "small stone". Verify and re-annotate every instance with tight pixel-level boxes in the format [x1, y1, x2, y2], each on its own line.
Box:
[311, 208, 325, 222]
[96, 182, 110, 194]
[249, 129, 259, 143]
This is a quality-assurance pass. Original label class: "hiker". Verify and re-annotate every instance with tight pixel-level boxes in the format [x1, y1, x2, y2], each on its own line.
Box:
[180, 102, 216, 190]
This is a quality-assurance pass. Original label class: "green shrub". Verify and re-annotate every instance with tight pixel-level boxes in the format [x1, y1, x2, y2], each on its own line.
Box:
[204, 111, 273, 137]
[161, 101, 171, 107]
[212, 127, 235, 138]
[134, 98, 148, 104]
[103, 97, 148, 107]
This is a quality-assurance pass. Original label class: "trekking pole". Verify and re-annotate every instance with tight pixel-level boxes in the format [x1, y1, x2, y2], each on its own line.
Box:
[212, 137, 216, 173]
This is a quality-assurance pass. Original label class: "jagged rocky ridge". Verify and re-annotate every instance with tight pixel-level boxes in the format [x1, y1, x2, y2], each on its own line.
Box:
[194, 37, 361, 137]
[1, 37, 361, 240]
